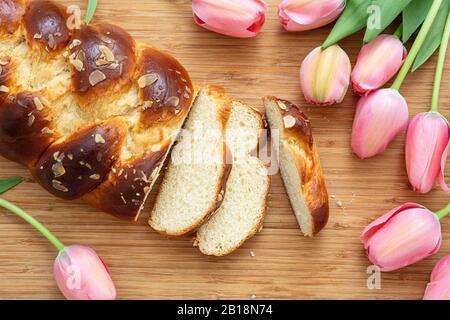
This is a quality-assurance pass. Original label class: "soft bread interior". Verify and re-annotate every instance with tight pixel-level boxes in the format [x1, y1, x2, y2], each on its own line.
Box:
[264, 98, 314, 236]
[196, 101, 269, 256]
[196, 157, 268, 256]
[148, 87, 229, 236]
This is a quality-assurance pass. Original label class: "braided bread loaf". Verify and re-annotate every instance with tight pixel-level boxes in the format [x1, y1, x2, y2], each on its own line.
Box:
[0, 0, 195, 219]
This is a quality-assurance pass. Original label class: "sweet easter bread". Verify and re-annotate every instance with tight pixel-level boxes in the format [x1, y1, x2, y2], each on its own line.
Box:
[149, 86, 232, 236]
[0, 0, 195, 219]
[195, 100, 270, 256]
[264, 97, 329, 236]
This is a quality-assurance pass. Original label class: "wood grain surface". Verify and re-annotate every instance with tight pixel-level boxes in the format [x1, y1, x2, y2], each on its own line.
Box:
[0, 0, 449, 300]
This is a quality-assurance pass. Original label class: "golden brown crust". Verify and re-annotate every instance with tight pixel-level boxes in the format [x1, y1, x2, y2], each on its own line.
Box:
[137, 45, 194, 127]
[0, 0, 26, 35]
[84, 142, 170, 219]
[70, 24, 136, 104]
[264, 96, 329, 236]
[31, 118, 127, 200]
[24, 0, 71, 53]
[0, 0, 195, 218]
[0, 91, 58, 166]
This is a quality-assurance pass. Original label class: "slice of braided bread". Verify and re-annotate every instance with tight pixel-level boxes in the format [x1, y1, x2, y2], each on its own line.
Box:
[195, 100, 269, 256]
[149, 86, 232, 236]
[0, 0, 195, 219]
[264, 97, 329, 236]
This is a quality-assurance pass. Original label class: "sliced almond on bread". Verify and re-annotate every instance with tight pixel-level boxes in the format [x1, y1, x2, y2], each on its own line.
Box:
[264, 96, 329, 237]
[195, 101, 270, 256]
[149, 86, 232, 236]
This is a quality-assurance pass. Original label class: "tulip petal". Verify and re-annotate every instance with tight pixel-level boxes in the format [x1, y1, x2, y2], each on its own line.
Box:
[351, 35, 407, 95]
[439, 139, 450, 193]
[54, 245, 116, 300]
[300, 45, 351, 106]
[351, 89, 409, 159]
[424, 280, 450, 300]
[192, 0, 267, 38]
[278, 0, 345, 32]
[430, 255, 450, 282]
[361, 202, 423, 247]
[405, 112, 450, 193]
[365, 208, 441, 272]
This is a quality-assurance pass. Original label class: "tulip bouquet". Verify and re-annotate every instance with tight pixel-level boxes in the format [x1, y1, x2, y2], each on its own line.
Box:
[0, 178, 116, 300]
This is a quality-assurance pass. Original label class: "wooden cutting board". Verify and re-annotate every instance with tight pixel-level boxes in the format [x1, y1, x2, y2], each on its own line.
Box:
[0, 0, 449, 300]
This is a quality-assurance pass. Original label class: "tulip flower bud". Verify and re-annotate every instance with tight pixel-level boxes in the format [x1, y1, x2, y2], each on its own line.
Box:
[361, 203, 441, 272]
[351, 35, 407, 95]
[278, 0, 345, 32]
[192, 0, 267, 38]
[405, 112, 449, 194]
[300, 45, 351, 106]
[351, 88, 409, 159]
[424, 255, 450, 300]
[54, 245, 116, 300]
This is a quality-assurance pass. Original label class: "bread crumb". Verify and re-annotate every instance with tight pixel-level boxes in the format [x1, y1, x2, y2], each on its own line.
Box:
[336, 200, 343, 208]
[250, 251, 256, 257]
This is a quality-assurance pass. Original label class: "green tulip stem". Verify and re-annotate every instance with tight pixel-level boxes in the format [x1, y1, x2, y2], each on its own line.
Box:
[436, 203, 450, 220]
[391, 0, 443, 91]
[430, 11, 450, 112]
[393, 23, 403, 40]
[0, 198, 65, 251]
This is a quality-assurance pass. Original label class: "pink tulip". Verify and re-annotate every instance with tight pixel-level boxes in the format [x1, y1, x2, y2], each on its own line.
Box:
[351, 88, 409, 159]
[351, 35, 407, 95]
[423, 255, 450, 300]
[300, 45, 351, 106]
[405, 112, 449, 194]
[54, 245, 116, 300]
[278, 0, 345, 32]
[361, 203, 441, 272]
[192, 0, 267, 38]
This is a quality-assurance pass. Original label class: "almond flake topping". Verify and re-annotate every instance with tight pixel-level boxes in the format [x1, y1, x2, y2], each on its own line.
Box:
[89, 174, 100, 180]
[41, 127, 54, 135]
[138, 73, 158, 88]
[0, 60, 8, 66]
[33, 33, 42, 39]
[70, 59, 84, 72]
[47, 34, 56, 50]
[34, 97, 44, 111]
[89, 70, 106, 87]
[277, 101, 287, 110]
[27, 113, 35, 127]
[166, 96, 180, 107]
[69, 39, 81, 49]
[52, 162, 66, 178]
[52, 180, 68, 192]
[283, 115, 296, 129]
[95, 134, 106, 144]
[0, 85, 9, 93]
[99, 45, 115, 62]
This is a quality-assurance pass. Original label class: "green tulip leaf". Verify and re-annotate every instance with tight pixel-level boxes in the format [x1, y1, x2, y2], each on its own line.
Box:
[85, 0, 98, 25]
[412, 1, 450, 71]
[0, 177, 23, 194]
[363, 0, 413, 43]
[402, 0, 433, 43]
[322, 0, 371, 49]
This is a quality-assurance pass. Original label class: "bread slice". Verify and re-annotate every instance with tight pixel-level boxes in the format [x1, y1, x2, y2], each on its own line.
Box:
[195, 101, 270, 256]
[148, 86, 232, 236]
[264, 96, 329, 237]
